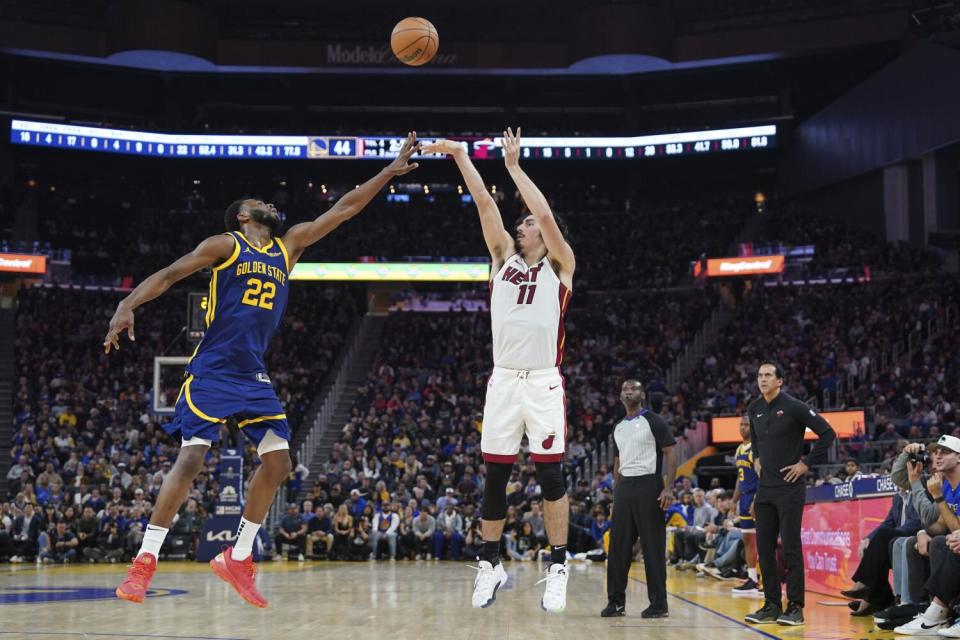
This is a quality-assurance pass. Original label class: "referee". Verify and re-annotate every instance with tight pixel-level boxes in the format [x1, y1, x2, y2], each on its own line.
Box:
[601, 379, 677, 619]
[744, 361, 836, 627]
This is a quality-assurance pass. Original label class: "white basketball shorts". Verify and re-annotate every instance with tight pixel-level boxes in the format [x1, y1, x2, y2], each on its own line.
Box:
[481, 366, 567, 463]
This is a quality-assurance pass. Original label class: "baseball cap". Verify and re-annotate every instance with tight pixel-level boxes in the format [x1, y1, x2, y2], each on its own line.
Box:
[929, 434, 960, 454]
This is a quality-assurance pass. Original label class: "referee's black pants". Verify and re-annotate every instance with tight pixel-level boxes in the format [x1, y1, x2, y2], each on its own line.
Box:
[606, 474, 667, 609]
[755, 483, 806, 608]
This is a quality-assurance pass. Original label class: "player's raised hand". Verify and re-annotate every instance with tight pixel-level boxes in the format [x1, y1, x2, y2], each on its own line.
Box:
[103, 304, 135, 354]
[502, 126, 521, 168]
[421, 139, 467, 156]
[384, 131, 420, 176]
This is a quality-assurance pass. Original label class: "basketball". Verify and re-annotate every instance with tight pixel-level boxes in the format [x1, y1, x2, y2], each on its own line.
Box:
[391, 17, 439, 66]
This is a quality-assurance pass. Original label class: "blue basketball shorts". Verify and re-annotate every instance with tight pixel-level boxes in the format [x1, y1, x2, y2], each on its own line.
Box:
[736, 492, 756, 531]
[163, 374, 290, 454]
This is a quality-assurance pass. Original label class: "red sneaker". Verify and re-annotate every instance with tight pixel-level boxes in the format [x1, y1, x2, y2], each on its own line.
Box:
[116, 553, 157, 603]
[210, 547, 268, 608]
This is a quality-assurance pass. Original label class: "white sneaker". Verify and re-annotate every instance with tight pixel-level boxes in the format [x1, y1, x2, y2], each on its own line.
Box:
[538, 562, 569, 613]
[895, 616, 950, 635]
[298, 554, 305, 562]
[939, 619, 960, 638]
[472, 560, 508, 608]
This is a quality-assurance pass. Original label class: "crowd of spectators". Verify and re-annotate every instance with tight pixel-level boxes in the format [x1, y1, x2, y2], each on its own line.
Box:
[746, 205, 943, 277]
[1, 284, 357, 563]
[17, 170, 759, 291]
[683, 276, 960, 477]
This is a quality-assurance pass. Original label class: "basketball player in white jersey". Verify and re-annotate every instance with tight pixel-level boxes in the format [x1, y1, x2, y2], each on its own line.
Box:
[424, 128, 574, 613]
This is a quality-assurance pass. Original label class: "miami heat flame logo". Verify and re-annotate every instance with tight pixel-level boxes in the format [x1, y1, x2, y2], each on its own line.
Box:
[541, 433, 557, 449]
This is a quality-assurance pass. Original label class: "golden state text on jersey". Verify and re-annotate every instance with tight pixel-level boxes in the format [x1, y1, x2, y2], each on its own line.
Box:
[186, 231, 290, 382]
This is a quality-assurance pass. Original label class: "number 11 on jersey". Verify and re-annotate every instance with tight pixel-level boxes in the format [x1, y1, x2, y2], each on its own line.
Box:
[517, 284, 537, 305]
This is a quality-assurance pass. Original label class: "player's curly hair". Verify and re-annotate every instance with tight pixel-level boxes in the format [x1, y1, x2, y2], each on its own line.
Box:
[224, 197, 253, 232]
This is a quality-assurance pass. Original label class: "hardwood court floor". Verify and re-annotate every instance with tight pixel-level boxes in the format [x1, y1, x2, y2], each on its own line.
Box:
[0, 558, 893, 640]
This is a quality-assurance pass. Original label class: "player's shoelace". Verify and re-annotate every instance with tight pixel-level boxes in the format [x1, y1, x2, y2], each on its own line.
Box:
[469, 564, 498, 590]
[536, 566, 568, 596]
[126, 561, 153, 583]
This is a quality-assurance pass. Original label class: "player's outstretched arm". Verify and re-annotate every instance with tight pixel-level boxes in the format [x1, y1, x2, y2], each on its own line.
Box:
[422, 139, 512, 265]
[103, 234, 236, 354]
[501, 127, 575, 275]
[281, 132, 420, 266]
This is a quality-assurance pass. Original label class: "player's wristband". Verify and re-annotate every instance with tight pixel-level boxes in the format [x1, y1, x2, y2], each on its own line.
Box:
[934, 496, 946, 504]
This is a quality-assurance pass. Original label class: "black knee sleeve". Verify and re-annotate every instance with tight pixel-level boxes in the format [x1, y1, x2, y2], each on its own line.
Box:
[481, 462, 513, 521]
[535, 462, 566, 502]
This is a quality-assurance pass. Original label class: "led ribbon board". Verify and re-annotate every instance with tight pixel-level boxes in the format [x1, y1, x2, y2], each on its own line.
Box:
[10, 120, 776, 160]
[705, 255, 785, 277]
[712, 410, 867, 444]
[0, 253, 47, 274]
[289, 262, 491, 282]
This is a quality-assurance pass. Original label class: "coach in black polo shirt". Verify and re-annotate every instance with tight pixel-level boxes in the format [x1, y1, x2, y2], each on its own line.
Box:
[744, 361, 836, 627]
[601, 379, 677, 619]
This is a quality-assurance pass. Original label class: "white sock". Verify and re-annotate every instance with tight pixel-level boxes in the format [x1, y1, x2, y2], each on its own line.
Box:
[138, 524, 168, 558]
[748, 567, 758, 583]
[924, 602, 948, 624]
[232, 517, 261, 561]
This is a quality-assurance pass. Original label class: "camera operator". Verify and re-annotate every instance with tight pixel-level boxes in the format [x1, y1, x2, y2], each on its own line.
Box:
[886, 435, 960, 634]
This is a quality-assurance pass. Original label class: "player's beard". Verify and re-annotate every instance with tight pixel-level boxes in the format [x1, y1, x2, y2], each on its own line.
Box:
[250, 207, 281, 232]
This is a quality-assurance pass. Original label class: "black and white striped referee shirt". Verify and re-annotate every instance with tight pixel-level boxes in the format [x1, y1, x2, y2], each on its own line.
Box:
[613, 409, 677, 483]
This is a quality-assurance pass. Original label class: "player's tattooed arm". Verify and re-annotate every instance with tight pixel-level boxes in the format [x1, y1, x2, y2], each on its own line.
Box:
[281, 132, 420, 266]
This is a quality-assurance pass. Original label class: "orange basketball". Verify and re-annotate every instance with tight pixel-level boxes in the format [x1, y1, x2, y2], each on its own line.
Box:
[391, 17, 439, 66]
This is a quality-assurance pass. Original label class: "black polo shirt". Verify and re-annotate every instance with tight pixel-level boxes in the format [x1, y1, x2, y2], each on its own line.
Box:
[747, 391, 836, 490]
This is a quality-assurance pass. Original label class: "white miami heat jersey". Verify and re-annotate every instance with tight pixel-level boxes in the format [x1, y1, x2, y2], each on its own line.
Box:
[490, 254, 572, 370]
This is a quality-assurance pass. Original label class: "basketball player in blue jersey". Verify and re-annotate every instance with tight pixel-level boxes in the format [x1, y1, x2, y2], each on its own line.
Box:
[731, 415, 761, 595]
[104, 133, 420, 608]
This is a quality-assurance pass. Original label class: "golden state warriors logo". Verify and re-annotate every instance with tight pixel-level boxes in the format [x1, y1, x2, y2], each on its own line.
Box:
[0, 586, 187, 604]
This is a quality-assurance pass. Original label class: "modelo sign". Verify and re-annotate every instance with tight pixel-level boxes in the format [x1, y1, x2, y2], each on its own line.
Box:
[711, 410, 866, 444]
[705, 255, 784, 277]
[0, 253, 46, 274]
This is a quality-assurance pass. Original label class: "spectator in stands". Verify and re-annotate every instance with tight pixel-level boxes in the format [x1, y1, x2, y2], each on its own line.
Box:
[841, 485, 921, 616]
[275, 504, 307, 561]
[331, 504, 353, 560]
[841, 459, 864, 482]
[11, 503, 41, 562]
[306, 504, 334, 560]
[507, 521, 541, 562]
[522, 501, 548, 547]
[371, 503, 400, 560]
[411, 508, 436, 559]
[892, 435, 960, 635]
[83, 521, 126, 563]
[434, 503, 463, 560]
[75, 506, 99, 557]
[39, 521, 78, 564]
[350, 514, 372, 560]
[589, 507, 610, 550]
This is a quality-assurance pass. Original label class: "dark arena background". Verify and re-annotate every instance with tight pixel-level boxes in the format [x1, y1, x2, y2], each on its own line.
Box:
[1, 1, 960, 638]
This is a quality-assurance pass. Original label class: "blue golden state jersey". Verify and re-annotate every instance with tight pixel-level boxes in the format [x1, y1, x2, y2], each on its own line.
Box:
[185, 231, 290, 382]
[735, 442, 758, 496]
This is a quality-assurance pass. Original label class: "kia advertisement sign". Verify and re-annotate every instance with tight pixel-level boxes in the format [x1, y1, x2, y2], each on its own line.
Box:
[705, 255, 785, 277]
[711, 410, 866, 444]
[0, 253, 46, 274]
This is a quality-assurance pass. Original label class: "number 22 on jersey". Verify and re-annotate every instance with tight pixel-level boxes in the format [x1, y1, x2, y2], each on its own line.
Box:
[241, 278, 276, 310]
